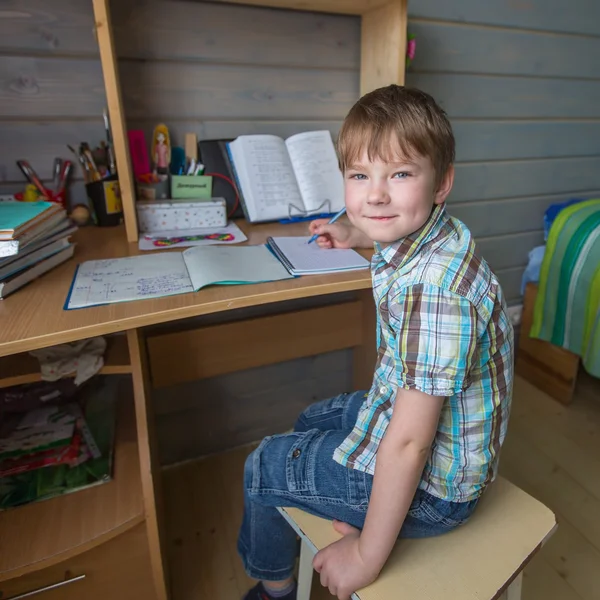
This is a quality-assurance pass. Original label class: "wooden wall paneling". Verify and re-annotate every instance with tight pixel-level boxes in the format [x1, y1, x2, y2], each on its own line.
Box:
[111, 1, 359, 70]
[92, 0, 138, 242]
[409, 20, 600, 79]
[475, 231, 545, 272]
[0, 57, 105, 118]
[360, 0, 407, 94]
[0, 0, 98, 55]
[408, 0, 600, 37]
[0, 122, 106, 183]
[449, 191, 600, 238]
[352, 289, 377, 390]
[155, 351, 352, 463]
[495, 266, 527, 305]
[407, 73, 600, 119]
[127, 329, 169, 600]
[147, 302, 363, 388]
[450, 157, 600, 204]
[516, 283, 580, 404]
[118, 61, 357, 121]
[452, 121, 600, 163]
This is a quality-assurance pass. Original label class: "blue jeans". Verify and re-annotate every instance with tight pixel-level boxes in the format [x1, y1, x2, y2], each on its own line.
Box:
[237, 391, 479, 581]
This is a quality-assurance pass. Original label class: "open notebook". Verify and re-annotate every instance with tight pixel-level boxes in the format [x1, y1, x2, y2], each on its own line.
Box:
[65, 245, 293, 310]
[267, 237, 370, 276]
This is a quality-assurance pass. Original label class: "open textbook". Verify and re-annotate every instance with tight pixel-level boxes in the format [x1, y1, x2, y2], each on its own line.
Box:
[227, 130, 345, 223]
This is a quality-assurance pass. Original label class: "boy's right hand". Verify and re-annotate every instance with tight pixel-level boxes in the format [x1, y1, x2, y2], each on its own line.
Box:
[309, 219, 358, 249]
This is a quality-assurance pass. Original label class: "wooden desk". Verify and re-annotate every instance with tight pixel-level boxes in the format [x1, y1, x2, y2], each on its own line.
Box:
[0, 222, 376, 600]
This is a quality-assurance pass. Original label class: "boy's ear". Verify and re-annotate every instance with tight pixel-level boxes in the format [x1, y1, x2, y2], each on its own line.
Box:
[434, 165, 454, 205]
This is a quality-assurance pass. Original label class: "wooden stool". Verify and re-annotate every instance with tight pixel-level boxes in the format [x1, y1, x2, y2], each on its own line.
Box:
[278, 477, 556, 600]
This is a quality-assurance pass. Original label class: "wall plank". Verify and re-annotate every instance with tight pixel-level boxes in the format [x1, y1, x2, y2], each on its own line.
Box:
[453, 120, 600, 163]
[119, 60, 358, 120]
[476, 230, 545, 273]
[408, 0, 600, 37]
[449, 190, 600, 237]
[112, 1, 359, 69]
[496, 266, 526, 304]
[407, 73, 600, 119]
[0, 56, 357, 120]
[410, 20, 600, 79]
[451, 157, 600, 203]
[0, 0, 97, 55]
[0, 57, 105, 118]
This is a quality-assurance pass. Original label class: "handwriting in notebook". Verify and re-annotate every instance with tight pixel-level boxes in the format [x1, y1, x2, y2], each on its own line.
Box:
[67, 254, 193, 308]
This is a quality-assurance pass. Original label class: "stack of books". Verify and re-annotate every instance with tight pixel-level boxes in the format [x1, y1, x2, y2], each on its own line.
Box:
[0, 201, 76, 299]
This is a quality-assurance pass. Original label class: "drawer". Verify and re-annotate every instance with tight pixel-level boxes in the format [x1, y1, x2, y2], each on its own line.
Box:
[0, 524, 156, 600]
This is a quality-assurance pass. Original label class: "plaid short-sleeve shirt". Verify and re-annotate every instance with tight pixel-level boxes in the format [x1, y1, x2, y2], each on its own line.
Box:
[333, 204, 514, 502]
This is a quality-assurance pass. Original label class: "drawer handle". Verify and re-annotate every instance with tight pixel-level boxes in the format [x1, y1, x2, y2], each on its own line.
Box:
[5, 574, 86, 599]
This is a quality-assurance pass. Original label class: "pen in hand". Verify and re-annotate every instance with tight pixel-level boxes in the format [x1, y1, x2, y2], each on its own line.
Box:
[307, 207, 347, 244]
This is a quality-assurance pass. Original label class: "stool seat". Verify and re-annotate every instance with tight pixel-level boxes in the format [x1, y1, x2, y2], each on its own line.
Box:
[278, 477, 556, 600]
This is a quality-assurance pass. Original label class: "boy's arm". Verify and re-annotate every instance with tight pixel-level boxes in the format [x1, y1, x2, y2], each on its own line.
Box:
[360, 387, 443, 568]
[313, 388, 443, 599]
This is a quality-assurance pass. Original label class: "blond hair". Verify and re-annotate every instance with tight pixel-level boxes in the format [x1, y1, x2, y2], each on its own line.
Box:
[337, 85, 455, 189]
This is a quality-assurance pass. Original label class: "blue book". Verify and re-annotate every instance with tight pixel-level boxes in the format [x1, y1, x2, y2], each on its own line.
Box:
[0, 202, 61, 240]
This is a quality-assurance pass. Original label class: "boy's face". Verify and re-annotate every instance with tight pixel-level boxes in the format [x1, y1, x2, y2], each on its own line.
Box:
[343, 150, 453, 245]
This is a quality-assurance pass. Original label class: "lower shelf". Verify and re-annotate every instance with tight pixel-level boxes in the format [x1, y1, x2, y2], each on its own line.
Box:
[0, 379, 144, 583]
[0, 334, 131, 390]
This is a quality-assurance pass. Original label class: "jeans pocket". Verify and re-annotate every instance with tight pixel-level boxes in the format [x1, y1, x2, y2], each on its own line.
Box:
[346, 468, 372, 510]
[285, 430, 324, 494]
[408, 493, 477, 529]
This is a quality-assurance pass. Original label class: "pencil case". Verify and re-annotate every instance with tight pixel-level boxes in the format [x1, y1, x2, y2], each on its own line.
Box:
[170, 175, 212, 199]
[136, 198, 227, 233]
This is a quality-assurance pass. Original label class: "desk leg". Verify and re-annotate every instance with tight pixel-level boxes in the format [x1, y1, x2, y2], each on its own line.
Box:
[128, 329, 170, 600]
[353, 289, 376, 391]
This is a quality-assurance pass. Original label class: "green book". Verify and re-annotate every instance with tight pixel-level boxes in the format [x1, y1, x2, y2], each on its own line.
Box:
[0, 202, 57, 240]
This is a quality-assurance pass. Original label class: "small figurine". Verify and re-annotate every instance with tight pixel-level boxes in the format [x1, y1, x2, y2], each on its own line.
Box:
[151, 123, 171, 175]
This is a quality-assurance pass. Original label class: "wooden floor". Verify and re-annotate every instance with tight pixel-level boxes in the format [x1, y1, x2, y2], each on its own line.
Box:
[163, 372, 600, 600]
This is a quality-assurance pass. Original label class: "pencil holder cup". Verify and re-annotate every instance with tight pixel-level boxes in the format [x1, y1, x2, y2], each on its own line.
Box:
[86, 175, 123, 227]
[170, 175, 212, 199]
[137, 177, 170, 201]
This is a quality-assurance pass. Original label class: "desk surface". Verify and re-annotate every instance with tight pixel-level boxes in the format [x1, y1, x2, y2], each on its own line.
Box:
[0, 221, 373, 357]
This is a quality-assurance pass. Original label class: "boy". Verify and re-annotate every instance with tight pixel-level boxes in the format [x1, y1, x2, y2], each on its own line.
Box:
[239, 85, 514, 600]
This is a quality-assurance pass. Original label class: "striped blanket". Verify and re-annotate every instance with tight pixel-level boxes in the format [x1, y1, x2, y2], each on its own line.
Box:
[531, 199, 600, 378]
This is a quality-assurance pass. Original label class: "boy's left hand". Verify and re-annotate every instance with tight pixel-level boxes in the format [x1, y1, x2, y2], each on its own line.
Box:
[312, 520, 378, 600]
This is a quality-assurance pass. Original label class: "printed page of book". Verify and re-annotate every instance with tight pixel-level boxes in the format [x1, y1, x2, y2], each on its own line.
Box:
[285, 130, 345, 215]
[228, 135, 304, 221]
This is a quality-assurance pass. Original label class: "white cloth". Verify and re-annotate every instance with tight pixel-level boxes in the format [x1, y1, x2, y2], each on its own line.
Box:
[29, 337, 107, 386]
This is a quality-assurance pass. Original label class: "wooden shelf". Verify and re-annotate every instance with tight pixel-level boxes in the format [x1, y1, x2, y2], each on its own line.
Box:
[0, 335, 131, 390]
[0, 380, 144, 583]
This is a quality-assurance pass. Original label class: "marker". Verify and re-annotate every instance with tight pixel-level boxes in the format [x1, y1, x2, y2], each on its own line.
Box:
[307, 206, 347, 244]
